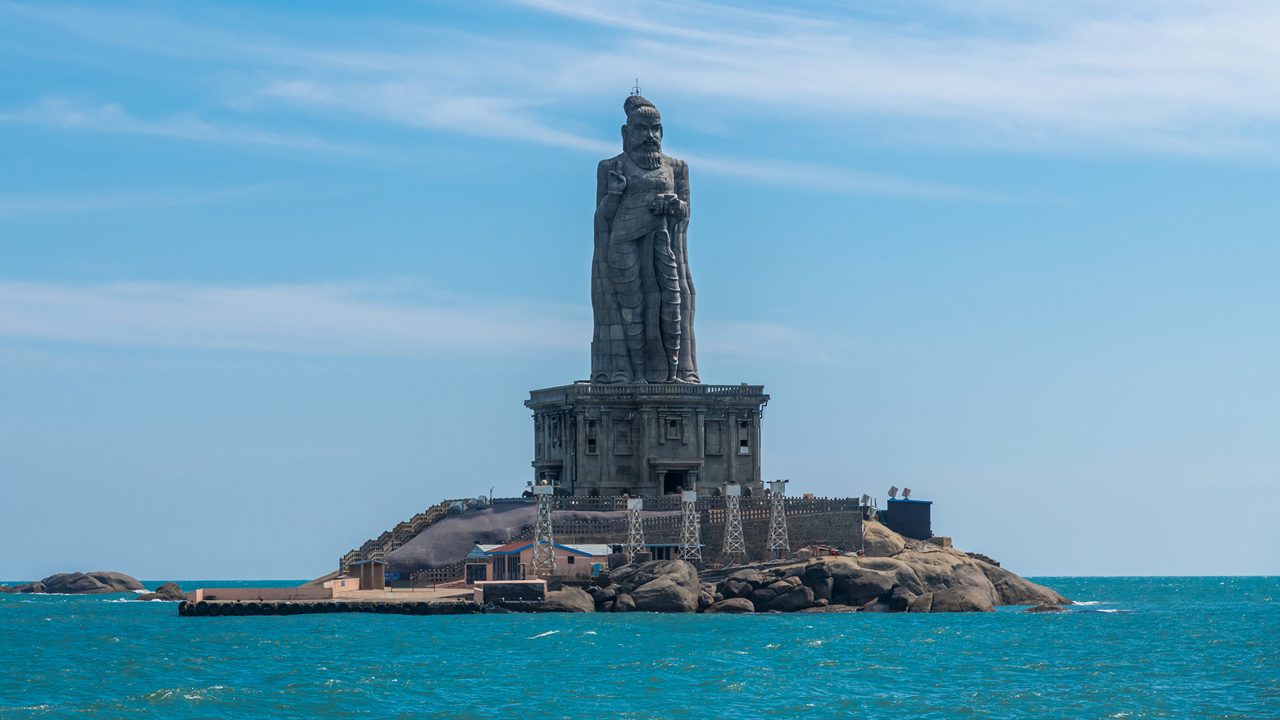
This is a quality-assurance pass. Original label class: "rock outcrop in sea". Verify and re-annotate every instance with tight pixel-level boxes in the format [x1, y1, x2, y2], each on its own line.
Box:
[0, 571, 144, 595]
[561, 522, 1067, 614]
[136, 582, 185, 601]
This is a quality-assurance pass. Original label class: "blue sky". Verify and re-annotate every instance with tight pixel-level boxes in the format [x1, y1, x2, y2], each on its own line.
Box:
[1, 0, 1277, 580]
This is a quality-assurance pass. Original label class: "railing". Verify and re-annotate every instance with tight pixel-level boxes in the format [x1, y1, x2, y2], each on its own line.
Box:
[528, 383, 767, 405]
[408, 561, 466, 587]
[550, 495, 858, 514]
[491, 497, 534, 505]
[340, 493, 866, 572]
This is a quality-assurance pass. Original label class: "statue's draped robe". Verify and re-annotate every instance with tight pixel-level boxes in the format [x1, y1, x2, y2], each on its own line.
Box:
[591, 152, 699, 384]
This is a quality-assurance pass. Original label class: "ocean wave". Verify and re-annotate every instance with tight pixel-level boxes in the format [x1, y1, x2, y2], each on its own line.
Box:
[1072, 601, 1104, 606]
[529, 630, 560, 639]
[145, 685, 230, 702]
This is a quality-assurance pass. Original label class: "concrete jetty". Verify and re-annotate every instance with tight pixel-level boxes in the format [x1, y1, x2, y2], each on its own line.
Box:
[179, 598, 482, 617]
[179, 585, 482, 617]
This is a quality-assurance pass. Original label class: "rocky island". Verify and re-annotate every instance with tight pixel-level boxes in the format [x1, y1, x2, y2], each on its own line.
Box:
[0, 572, 185, 600]
[1, 571, 143, 595]
[172, 94, 1069, 619]
[535, 521, 1067, 615]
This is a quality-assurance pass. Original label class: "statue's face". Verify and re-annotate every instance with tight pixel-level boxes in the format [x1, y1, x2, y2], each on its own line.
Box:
[624, 114, 662, 154]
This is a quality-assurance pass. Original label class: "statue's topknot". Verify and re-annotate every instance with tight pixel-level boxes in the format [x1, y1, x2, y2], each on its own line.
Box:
[624, 94, 659, 119]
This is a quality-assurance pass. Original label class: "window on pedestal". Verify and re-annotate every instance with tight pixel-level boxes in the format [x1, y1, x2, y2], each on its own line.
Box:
[665, 416, 683, 441]
[613, 420, 632, 455]
[585, 420, 598, 455]
[738, 418, 752, 455]
[705, 421, 722, 455]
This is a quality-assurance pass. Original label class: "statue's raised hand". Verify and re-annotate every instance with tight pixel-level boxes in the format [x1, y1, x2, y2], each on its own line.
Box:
[607, 159, 627, 194]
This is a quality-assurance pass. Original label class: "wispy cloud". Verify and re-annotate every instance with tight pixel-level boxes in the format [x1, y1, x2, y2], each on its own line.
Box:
[0, 280, 834, 363]
[255, 80, 615, 155]
[0, 281, 584, 356]
[0, 97, 358, 153]
[253, 81, 993, 199]
[0, 185, 279, 219]
[683, 153, 1005, 201]
[515, 0, 1280, 155]
[699, 320, 839, 365]
[5, 0, 1278, 191]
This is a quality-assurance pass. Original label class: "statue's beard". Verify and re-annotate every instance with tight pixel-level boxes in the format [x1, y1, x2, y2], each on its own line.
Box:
[627, 141, 663, 170]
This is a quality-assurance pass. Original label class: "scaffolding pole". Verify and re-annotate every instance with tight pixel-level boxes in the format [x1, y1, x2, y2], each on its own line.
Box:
[678, 484, 702, 565]
[766, 479, 790, 560]
[531, 481, 556, 577]
[722, 483, 746, 565]
[625, 497, 645, 561]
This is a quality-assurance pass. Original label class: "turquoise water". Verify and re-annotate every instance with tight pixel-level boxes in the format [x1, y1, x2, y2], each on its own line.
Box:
[1, 577, 1276, 719]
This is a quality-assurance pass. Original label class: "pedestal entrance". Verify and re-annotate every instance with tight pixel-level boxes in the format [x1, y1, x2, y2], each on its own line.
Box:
[662, 470, 686, 495]
[526, 383, 769, 497]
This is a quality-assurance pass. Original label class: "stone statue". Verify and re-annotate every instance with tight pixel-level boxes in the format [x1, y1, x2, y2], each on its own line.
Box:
[591, 94, 699, 384]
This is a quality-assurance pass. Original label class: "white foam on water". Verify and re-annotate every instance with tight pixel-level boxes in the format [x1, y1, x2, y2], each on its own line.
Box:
[583, 630, 597, 635]
[529, 630, 560, 639]
[1072, 601, 1103, 606]
[1097, 609, 1122, 613]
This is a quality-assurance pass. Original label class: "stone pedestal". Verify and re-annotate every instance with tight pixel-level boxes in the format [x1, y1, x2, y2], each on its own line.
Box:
[526, 383, 769, 497]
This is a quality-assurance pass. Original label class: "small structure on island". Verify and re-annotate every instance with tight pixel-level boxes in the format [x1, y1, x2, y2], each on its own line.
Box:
[881, 495, 933, 540]
[465, 542, 611, 584]
[350, 558, 386, 591]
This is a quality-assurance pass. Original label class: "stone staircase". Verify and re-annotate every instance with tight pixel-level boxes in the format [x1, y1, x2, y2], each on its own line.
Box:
[339, 499, 463, 572]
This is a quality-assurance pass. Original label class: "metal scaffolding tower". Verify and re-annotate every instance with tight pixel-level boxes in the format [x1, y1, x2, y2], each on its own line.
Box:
[721, 483, 746, 565]
[531, 480, 556, 577]
[766, 479, 790, 560]
[678, 484, 702, 565]
[625, 496, 645, 561]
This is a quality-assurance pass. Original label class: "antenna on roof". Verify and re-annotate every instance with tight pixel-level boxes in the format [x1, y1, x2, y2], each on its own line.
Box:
[631, 78, 642, 96]
[902, 487, 912, 500]
[888, 485, 899, 500]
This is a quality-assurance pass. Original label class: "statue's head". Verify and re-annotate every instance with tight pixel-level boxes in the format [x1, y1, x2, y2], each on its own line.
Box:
[622, 94, 663, 169]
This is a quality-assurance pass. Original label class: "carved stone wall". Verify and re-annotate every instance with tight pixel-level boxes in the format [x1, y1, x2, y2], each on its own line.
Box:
[526, 383, 769, 496]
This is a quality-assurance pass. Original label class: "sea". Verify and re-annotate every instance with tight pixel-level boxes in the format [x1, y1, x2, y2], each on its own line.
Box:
[1, 577, 1275, 719]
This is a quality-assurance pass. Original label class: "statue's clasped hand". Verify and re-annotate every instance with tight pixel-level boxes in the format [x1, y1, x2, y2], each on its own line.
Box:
[650, 193, 684, 218]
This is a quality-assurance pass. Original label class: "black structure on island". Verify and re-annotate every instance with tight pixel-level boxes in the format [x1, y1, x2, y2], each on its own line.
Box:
[178, 94, 1068, 616]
